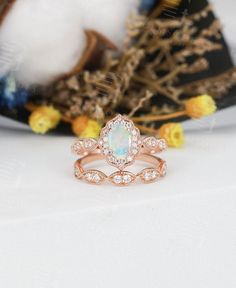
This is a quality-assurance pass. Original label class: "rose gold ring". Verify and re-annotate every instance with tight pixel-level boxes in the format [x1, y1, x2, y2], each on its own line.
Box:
[72, 114, 167, 186]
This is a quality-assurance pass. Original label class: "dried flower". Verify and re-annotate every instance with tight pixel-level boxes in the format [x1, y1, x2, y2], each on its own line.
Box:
[29, 106, 61, 134]
[159, 123, 184, 148]
[30, 3, 229, 132]
[72, 116, 101, 138]
[185, 95, 217, 119]
[80, 120, 101, 138]
[72, 116, 89, 135]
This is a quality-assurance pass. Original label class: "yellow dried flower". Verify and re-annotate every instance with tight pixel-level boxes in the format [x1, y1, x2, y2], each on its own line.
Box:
[80, 119, 101, 139]
[72, 116, 89, 136]
[159, 123, 184, 148]
[29, 106, 61, 134]
[72, 116, 101, 138]
[185, 95, 217, 119]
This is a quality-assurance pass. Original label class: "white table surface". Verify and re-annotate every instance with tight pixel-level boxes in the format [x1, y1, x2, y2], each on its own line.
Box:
[0, 106, 236, 288]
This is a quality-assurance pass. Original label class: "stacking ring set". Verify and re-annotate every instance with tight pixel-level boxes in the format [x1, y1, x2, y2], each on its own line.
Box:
[71, 115, 167, 186]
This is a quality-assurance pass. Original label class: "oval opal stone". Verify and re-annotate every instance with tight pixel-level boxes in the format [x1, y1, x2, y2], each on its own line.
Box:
[108, 123, 131, 160]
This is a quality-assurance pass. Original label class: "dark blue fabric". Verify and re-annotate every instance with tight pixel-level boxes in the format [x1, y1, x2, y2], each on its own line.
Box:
[0, 75, 29, 109]
[140, 0, 157, 11]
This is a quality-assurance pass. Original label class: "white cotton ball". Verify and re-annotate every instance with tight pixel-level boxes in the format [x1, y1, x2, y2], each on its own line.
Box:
[0, 0, 85, 87]
[78, 0, 139, 48]
[0, 0, 139, 87]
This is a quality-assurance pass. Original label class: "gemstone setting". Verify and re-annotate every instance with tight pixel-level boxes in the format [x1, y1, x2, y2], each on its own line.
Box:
[72, 138, 97, 155]
[143, 137, 167, 153]
[83, 170, 106, 185]
[99, 115, 141, 169]
[139, 168, 160, 183]
[109, 171, 135, 186]
[108, 122, 131, 160]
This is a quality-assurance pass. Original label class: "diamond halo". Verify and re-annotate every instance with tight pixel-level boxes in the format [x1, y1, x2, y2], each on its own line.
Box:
[98, 114, 141, 170]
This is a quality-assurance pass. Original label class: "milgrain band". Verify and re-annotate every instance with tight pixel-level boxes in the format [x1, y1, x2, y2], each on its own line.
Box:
[74, 153, 167, 186]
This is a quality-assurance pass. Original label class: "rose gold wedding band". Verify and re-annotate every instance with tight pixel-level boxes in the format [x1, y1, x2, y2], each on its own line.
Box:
[74, 153, 167, 186]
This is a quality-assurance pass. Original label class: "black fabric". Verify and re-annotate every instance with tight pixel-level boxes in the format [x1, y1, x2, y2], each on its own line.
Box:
[155, 0, 236, 110]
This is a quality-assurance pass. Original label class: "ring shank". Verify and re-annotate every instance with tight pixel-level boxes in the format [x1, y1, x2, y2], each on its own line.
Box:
[75, 153, 165, 173]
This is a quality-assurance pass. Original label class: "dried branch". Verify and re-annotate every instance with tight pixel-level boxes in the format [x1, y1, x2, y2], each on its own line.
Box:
[128, 90, 153, 117]
[178, 68, 236, 99]
[32, 3, 234, 125]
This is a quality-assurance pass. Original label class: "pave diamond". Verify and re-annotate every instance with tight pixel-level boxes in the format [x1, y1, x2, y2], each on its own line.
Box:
[143, 137, 167, 153]
[71, 140, 83, 154]
[140, 168, 160, 183]
[123, 174, 132, 183]
[113, 175, 122, 184]
[72, 138, 97, 155]
[83, 170, 105, 184]
[110, 171, 135, 185]
[158, 139, 167, 151]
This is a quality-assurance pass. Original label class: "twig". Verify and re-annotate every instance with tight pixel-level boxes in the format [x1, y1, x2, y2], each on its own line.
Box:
[135, 124, 159, 135]
[128, 90, 153, 117]
[131, 110, 186, 122]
